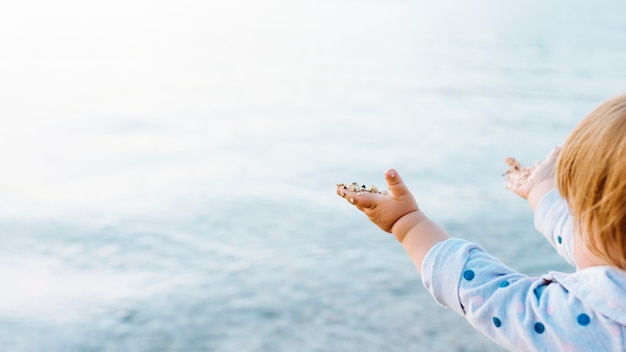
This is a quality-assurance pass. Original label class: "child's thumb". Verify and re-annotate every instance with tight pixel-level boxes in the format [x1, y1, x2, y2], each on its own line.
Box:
[385, 168, 410, 197]
[544, 146, 561, 169]
[546, 146, 561, 159]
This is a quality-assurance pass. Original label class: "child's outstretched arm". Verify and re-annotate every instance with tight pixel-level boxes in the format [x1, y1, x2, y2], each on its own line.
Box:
[504, 147, 576, 266]
[336, 168, 450, 274]
[336, 166, 619, 351]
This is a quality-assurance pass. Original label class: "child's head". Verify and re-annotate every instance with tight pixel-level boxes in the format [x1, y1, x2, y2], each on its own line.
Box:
[557, 93, 626, 269]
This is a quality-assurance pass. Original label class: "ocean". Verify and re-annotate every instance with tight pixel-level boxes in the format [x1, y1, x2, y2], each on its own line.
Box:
[0, 0, 625, 351]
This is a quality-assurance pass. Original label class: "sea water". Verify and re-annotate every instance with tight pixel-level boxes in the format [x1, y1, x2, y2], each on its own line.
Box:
[0, 0, 625, 351]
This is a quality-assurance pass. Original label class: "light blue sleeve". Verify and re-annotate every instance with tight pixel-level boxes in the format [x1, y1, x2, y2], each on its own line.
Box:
[533, 189, 576, 267]
[422, 238, 620, 351]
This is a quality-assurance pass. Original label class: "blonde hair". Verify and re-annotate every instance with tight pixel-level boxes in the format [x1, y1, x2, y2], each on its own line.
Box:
[557, 93, 626, 269]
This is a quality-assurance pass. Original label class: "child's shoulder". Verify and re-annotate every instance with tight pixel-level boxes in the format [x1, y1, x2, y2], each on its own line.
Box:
[545, 267, 626, 325]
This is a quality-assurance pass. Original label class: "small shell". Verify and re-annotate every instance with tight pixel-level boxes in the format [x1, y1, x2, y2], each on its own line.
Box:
[339, 180, 384, 194]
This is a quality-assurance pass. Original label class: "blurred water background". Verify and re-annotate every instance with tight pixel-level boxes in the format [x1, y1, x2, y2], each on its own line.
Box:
[0, 0, 625, 351]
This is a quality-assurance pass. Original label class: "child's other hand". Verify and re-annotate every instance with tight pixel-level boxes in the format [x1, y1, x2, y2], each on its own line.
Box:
[336, 169, 419, 235]
[504, 147, 560, 201]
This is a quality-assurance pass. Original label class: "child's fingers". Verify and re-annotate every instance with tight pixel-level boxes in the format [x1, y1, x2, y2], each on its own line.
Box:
[336, 187, 377, 208]
[504, 157, 523, 171]
[385, 168, 410, 197]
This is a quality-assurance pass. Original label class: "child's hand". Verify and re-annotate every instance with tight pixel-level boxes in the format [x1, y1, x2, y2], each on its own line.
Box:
[336, 169, 419, 235]
[504, 147, 560, 204]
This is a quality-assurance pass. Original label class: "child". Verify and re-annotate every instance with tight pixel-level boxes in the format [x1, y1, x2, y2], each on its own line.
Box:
[336, 93, 626, 351]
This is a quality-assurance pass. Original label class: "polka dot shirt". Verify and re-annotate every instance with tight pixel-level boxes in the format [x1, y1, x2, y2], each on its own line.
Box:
[421, 190, 626, 351]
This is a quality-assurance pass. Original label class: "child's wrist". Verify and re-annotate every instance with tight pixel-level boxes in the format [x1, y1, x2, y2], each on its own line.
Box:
[527, 179, 555, 211]
[391, 211, 427, 243]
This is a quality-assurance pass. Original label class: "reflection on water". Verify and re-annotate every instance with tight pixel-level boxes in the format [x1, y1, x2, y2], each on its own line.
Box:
[1, 0, 625, 351]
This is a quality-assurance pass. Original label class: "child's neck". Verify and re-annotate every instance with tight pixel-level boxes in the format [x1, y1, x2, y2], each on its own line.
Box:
[574, 238, 609, 269]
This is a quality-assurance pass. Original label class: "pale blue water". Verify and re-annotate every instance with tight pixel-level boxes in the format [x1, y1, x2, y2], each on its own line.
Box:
[0, 0, 625, 351]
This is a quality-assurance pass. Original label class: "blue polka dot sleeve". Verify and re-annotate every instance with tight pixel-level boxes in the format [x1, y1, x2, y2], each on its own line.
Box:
[422, 239, 626, 351]
[533, 188, 576, 267]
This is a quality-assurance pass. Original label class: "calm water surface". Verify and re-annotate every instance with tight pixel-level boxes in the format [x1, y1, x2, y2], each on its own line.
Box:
[0, 0, 625, 351]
